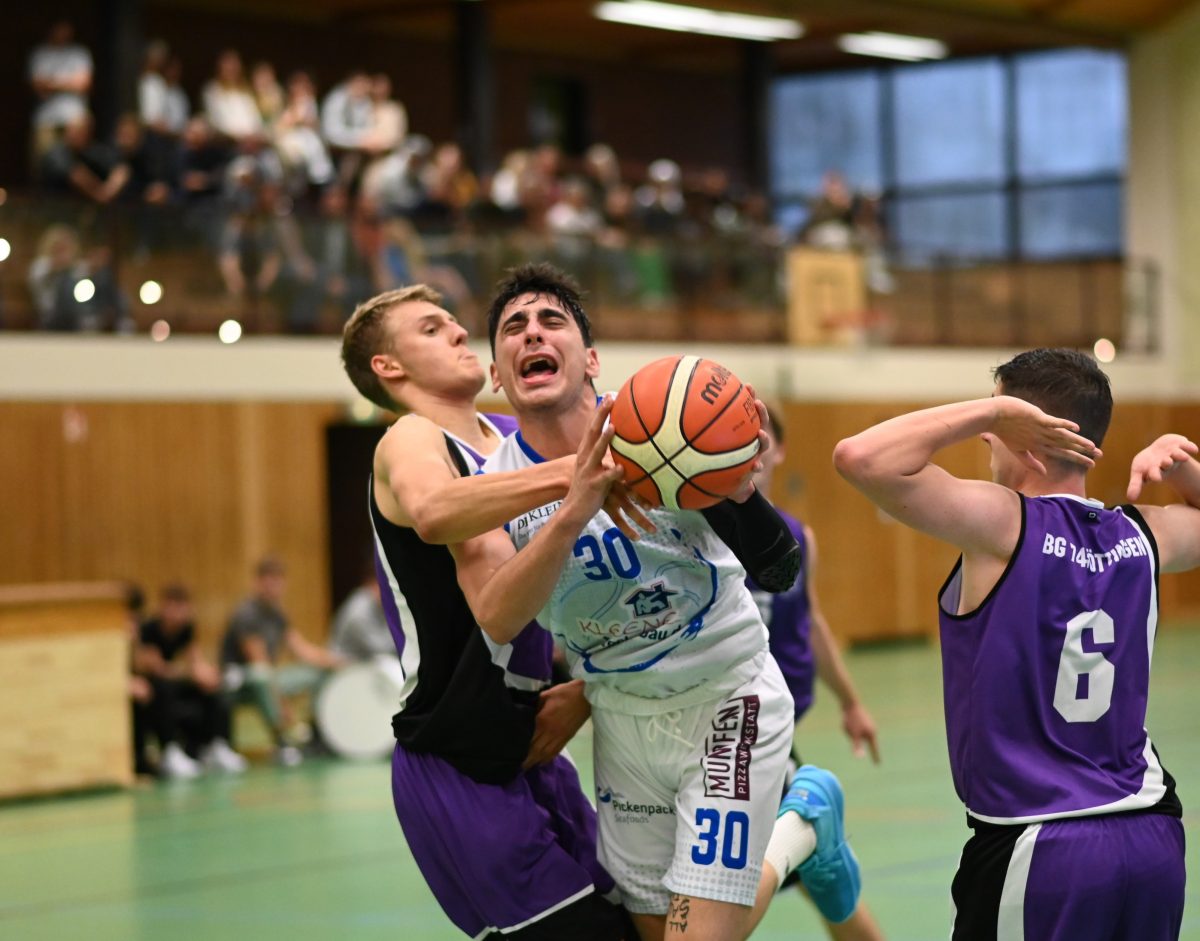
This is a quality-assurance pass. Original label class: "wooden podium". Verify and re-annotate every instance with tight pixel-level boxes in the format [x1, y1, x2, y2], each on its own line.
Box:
[0, 583, 133, 799]
[785, 247, 866, 346]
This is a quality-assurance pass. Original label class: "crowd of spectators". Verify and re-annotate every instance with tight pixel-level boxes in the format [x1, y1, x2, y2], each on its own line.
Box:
[21, 22, 788, 334]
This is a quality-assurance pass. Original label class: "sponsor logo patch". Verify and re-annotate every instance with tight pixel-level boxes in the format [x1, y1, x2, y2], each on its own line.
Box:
[702, 695, 759, 800]
[595, 784, 674, 822]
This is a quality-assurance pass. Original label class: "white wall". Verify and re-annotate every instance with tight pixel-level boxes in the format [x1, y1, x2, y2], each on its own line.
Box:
[0, 334, 1189, 408]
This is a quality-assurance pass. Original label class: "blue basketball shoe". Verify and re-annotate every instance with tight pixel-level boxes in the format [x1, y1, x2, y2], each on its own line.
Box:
[778, 764, 861, 923]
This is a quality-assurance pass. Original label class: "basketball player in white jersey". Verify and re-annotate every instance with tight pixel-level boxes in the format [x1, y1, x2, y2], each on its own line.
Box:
[834, 349, 1199, 940]
[451, 263, 863, 941]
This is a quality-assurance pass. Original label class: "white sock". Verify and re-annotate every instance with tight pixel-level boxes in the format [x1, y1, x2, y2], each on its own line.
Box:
[763, 811, 817, 889]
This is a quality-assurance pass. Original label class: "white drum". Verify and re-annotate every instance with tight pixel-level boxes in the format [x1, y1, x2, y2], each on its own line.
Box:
[315, 657, 405, 760]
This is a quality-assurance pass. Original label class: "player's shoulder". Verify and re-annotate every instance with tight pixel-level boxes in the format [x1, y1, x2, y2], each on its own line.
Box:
[481, 432, 529, 473]
[481, 411, 519, 438]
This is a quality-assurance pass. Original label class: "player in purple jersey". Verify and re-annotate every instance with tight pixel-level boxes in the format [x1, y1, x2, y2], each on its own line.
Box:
[341, 284, 650, 940]
[835, 348, 1200, 941]
[752, 413, 885, 941]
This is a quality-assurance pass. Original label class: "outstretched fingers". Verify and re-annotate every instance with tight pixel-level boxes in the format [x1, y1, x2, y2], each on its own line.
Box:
[1045, 421, 1101, 468]
[604, 484, 657, 540]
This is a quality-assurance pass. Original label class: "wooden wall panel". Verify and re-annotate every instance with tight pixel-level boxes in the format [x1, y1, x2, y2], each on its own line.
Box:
[0, 401, 341, 656]
[3, 398, 1198, 658]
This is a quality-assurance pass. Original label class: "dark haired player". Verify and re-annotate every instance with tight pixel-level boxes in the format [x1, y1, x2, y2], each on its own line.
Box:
[454, 263, 864, 941]
[835, 348, 1198, 940]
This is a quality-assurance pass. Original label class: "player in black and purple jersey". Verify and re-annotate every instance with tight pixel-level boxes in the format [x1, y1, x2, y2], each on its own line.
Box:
[835, 348, 1200, 941]
[341, 284, 651, 940]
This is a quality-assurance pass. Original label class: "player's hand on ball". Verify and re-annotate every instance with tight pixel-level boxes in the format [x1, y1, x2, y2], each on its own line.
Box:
[603, 482, 657, 540]
[727, 390, 769, 504]
[1127, 433, 1199, 500]
[562, 394, 624, 526]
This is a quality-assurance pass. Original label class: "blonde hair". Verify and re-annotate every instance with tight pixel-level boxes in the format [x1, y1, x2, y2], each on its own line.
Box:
[341, 284, 444, 410]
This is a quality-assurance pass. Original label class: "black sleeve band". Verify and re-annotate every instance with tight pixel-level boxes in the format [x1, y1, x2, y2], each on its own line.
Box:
[700, 490, 802, 593]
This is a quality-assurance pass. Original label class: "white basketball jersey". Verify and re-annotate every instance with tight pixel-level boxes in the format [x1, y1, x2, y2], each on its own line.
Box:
[484, 430, 769, 710]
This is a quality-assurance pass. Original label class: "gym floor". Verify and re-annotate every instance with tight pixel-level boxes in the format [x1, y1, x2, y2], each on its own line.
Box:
[3, 629, 1198, 941]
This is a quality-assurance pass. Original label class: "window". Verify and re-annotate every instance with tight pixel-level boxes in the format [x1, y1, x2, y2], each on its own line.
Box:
[1017, 49, 1127, 181]
[892, 59, 1007, 188]
[768, 48, 1127, 262]
[769, 71, 882, 198]
[891, 193, 1009, 263]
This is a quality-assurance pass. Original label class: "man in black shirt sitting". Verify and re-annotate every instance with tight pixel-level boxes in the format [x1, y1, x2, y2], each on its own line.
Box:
[138, 583, 246, 776]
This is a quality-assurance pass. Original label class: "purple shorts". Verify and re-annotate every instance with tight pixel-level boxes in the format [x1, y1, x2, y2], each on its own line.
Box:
[392, 743, 614, 937]
[952, 812, 1185, 941]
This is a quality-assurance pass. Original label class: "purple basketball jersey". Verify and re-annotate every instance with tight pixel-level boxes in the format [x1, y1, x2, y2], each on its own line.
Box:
[939, 494, 1170, 824]
[747, 509, 815, 719]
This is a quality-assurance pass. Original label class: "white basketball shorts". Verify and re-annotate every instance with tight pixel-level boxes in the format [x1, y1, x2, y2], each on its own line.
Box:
[590, 651, 794, 913]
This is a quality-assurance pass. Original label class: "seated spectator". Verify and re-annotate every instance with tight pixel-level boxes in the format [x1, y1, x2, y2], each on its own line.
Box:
[487, 147, 530, 222]
[375, 213, 476, 325]
[250, 61, 285, 128]
[360, 134, 430, 214]
[40, 112, 130, 205]
[634, 157, 686, 236]
[176, 116, 227, 205]
[329, 567, 393, 662]
[363, 73, 406, 156]
[219, 556, 344, 766]
[217, 166, 292, 307]
[138, 40, 172, 135]
[545, 176, 603, 261]
[28, 226, 131, 332]
[138, 584, 247, 776]
[274, 71, 333, 191]
[799, 170, 856, 250]
[114, 113, 172, 206]
[202, 50, 264, 149]
[29, 20, 93, 161]
[296, 184, 375, 321]
[582, 142, 621, 206]
[321, 71, 374, 186]
[126, 583, 161, 778]
[139, 42, 189, 187]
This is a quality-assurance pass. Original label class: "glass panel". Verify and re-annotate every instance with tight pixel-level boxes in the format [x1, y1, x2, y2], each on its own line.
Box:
[1016, 49, 1127, 181]
[1019, 183, 1123, 259]
[890, 192, 1009, 263]
[769, 71, 883, 198]
[892, 58, 1007, 187]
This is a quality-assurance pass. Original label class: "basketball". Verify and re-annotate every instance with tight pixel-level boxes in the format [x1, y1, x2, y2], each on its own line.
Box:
[609, 354, 761, 510]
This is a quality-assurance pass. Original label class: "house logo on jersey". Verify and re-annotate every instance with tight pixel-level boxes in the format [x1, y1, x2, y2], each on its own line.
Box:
[624, 582, 678, 617]
[702, 695, 759, 800]
[595, 784, 674, 823]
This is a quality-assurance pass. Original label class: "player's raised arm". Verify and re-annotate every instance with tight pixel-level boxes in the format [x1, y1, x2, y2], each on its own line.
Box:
[833, 395, 1099, 556]
[374, 413, 573, 544]
[1127, 433, 1200, 573]
[700, 394, 802, 592]
[453, 398, 623, 644]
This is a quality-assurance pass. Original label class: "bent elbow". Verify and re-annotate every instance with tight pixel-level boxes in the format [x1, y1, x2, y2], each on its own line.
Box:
[833, 436, 874, 482]
[476, 608, 519, 646]
[411, 507, 452, 546]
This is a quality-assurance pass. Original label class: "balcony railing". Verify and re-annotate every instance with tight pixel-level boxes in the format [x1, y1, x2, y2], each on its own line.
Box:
[0, 193, 1158, 352]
